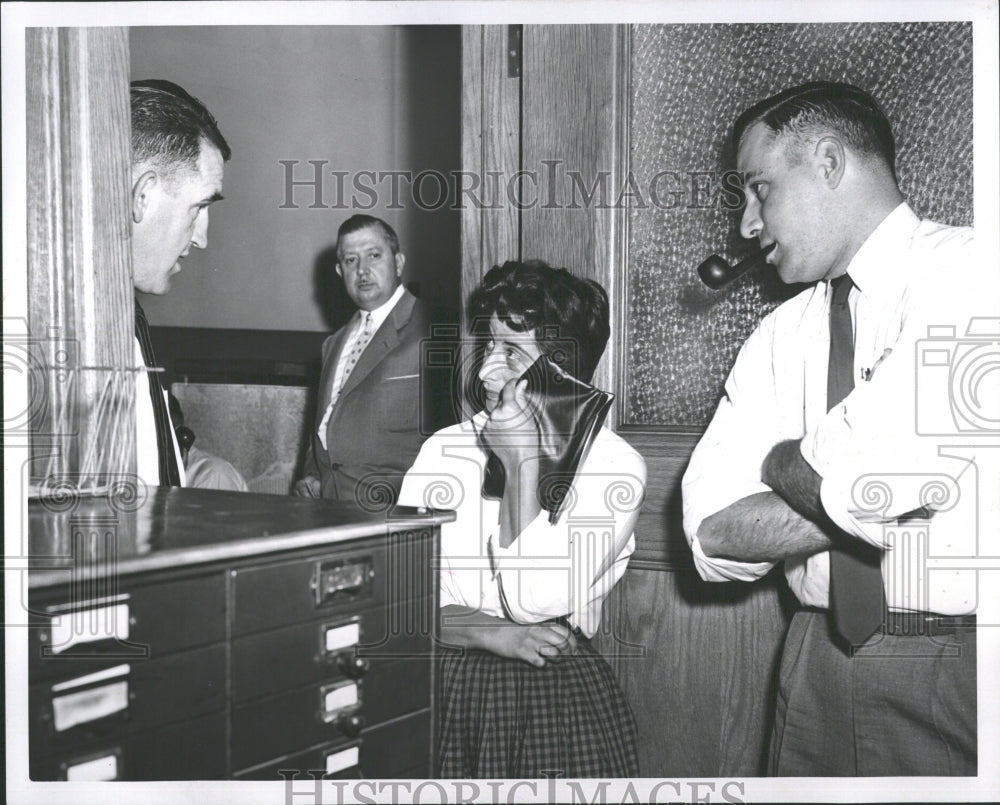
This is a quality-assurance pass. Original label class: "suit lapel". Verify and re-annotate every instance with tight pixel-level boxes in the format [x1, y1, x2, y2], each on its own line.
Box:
[336, 291, 415, 401]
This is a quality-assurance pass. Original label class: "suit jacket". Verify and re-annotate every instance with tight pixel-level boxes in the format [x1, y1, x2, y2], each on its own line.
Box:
[303, 290, 450, 506]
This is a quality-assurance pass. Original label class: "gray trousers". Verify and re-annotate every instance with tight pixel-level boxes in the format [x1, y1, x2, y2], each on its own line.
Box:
[769, 610, 976, 776]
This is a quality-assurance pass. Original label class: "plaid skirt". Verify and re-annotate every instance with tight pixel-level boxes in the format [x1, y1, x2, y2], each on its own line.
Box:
[435, 637, 639, 779]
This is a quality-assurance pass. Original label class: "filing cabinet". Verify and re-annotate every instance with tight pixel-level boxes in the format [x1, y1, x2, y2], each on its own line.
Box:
[27, 487, 450, 781]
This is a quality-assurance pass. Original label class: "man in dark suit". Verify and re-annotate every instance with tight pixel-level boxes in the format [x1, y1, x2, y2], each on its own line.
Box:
[130, 79, 230, 487]
[296, 214, 444, 505]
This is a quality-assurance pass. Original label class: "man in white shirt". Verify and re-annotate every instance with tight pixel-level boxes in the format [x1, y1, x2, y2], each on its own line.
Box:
[683, 82, 995, 775]
[130, 80, 230, 488]
[296, 215, 446, 505]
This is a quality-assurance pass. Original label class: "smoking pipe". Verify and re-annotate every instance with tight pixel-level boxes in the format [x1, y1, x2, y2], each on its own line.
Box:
[697, 242, 776, 289]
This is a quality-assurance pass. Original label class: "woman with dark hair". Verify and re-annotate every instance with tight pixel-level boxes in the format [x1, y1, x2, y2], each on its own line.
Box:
[400, 260, 645, 778]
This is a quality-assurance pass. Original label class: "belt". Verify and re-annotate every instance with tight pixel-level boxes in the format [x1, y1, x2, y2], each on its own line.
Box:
[882, 611, 976, 637]
[799, 607, 976, 637]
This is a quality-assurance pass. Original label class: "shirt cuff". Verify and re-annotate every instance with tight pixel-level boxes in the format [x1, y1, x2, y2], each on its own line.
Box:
[688, 535, 776, 583]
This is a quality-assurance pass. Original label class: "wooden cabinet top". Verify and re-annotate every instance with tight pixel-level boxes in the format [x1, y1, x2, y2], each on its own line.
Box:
[27, 487, 454, 590]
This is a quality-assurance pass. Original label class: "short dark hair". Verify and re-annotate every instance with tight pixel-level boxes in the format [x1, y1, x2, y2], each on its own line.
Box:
[469, 260, 610, 384]
[130, 79, 231, 179]
[336, 214, 401, 258]
[733, 81, 897, 178]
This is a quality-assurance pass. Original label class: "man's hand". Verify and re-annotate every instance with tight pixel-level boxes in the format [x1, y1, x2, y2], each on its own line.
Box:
[293, 475, 321, 498]
[761, 439, 825, 523]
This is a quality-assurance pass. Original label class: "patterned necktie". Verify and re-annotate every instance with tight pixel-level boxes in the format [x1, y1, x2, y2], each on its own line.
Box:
[339, 312, 375, 394]
[134, 301, 181, 486]
[826, 274, 885, 647]
[318, 312, 376, 450]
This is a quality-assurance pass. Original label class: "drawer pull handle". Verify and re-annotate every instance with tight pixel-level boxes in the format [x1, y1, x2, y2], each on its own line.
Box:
[337, 713, 365, 738]
[314, 558, 374, 606]
[337, 655, 370, 679]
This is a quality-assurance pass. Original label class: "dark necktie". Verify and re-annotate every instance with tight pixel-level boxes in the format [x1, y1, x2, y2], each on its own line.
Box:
[826, 274, 885, 647]
[135, 301, 181, 486]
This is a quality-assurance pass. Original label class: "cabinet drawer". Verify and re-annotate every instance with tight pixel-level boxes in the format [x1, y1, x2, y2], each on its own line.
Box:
[28, 573, 225, 681]
[233, 547, 386, 637]
[30, 644, 225, 751]
[232, 530, 435, 638]
[231, 657, 429, 769]
[363, 658, 430, 725]
[232, 597, 433, 703]
[361, 709, 432, 778]
[234, 709, 431, 780]
[30, 711, 226, 781]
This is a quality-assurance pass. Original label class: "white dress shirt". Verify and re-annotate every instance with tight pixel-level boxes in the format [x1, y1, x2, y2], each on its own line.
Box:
[318, 284, 405, 450]
[683, 203, 996, 615]
[399, 416, 647, 637]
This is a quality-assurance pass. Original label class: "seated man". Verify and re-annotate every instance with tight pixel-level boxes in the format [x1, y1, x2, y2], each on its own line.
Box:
[169, 393, 249, 492]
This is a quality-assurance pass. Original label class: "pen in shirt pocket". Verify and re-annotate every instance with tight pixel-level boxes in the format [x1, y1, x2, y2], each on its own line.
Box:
[861, 347, 892, 382]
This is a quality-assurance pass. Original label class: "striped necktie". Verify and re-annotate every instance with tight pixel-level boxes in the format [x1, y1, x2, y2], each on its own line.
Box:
[826, 274, 885, 648]
[135, 301, 181, 486]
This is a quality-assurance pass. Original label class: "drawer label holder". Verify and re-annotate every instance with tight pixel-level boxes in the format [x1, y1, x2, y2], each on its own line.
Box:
[50, 664, 131, 732]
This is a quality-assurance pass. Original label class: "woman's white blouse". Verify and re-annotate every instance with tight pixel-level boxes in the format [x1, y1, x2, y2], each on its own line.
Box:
[399, 414, 646, 638]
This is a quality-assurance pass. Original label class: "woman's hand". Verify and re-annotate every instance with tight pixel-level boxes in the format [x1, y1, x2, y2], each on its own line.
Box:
[480, 379, 544, 544]
[479, 377, 539, 464]
[489, 622, 578, 667]
[440, 606, 578, 668]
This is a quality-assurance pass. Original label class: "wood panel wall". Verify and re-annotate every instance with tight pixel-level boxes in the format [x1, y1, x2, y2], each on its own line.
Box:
[460, 26, 521, 300]
[520, 25, 628, 400]
[26, 28, 135, 490]
[594, 431, 790, 776]
[462, 23, 792, 776]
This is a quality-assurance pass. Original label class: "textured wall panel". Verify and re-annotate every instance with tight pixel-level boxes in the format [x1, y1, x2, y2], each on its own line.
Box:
[625, 22, 973, 426]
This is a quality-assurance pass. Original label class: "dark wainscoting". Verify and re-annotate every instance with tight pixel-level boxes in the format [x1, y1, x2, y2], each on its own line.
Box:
[593, 429, 795, 777]
[149, 327, 328, 389]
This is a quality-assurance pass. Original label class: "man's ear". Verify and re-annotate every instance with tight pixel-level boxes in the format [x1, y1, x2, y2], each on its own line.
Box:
[335, 263, 343, 279]
[131, 170, 158, 224]
[394, 252, 406, 277]
[814, 136, 846, 189]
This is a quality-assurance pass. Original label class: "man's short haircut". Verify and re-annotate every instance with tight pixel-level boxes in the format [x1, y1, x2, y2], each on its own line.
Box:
[469, 260, 610, 384]
[733, 81, 897, 178]
[336, 214, 401, 258]
[131, 79, 231, 179]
